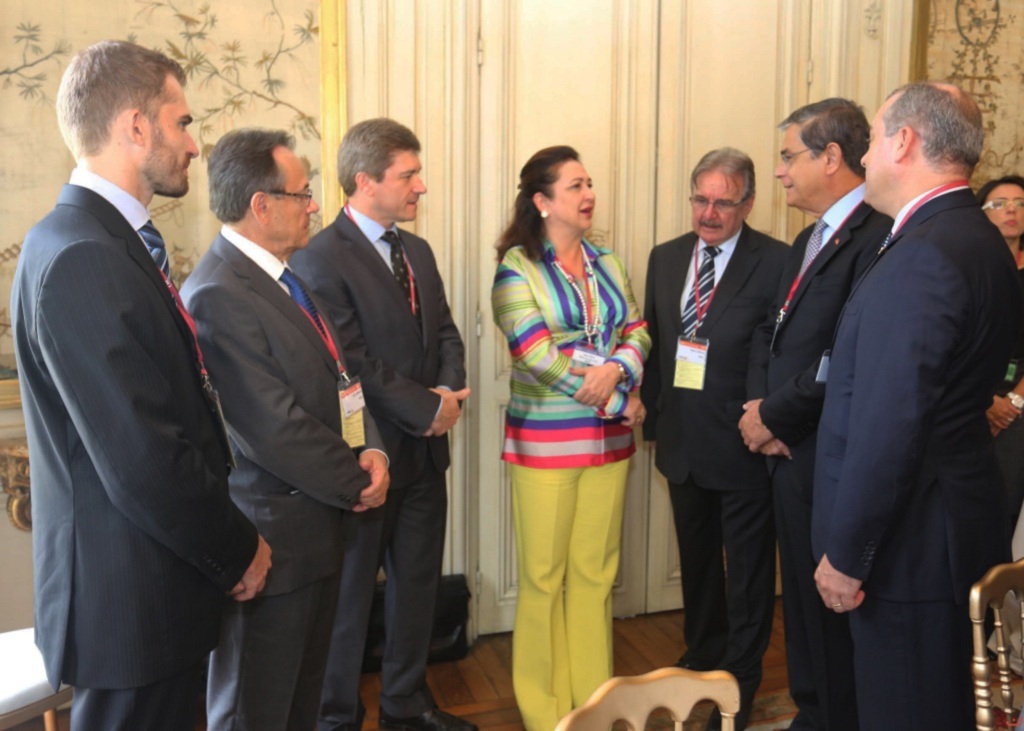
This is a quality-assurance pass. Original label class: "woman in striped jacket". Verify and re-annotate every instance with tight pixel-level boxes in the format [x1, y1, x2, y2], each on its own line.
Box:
[491, 145, 650, 731]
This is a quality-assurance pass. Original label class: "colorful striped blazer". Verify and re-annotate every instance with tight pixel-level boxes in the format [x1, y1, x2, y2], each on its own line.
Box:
[492, 240, 651, 468]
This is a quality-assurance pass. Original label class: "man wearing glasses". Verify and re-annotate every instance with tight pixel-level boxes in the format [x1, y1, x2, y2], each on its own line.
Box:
[641, 148, 788, 730]
[741, 99, 892, 731]
[181, 128, 390, 730]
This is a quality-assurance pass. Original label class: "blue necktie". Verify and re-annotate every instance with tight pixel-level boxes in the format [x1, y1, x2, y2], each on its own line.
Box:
[280, 268, 327, 338]
[139, 220, 170, 277]
[681, 246, 720, 337]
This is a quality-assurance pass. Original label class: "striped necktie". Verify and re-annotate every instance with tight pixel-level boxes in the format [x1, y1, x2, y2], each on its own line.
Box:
[681, 246, 720, 337]
[138, 220, 170, 277]
[798, 218, 829, 276]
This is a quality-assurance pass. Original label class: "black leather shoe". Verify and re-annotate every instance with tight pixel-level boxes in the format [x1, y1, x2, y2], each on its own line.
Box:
[674, 653, 719, 671]
[378, 708, 478, 731]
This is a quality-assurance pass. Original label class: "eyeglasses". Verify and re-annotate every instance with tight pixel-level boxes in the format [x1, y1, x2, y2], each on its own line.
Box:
[982, 199, 1024, 211]
[690, 195, 748, 213]
[779, 148, 812, 166]
[266, 189, 315, 203]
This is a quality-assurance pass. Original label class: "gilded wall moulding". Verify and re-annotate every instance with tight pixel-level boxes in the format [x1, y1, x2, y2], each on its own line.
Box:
[1, 442, 31, 531]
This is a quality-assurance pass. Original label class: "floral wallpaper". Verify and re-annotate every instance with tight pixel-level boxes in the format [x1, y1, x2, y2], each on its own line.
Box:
[927, 0, 1024, 185]
[0, 0, 322, 375]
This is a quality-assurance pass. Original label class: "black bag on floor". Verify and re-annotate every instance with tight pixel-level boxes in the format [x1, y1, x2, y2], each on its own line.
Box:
[361, 573, 471, 672]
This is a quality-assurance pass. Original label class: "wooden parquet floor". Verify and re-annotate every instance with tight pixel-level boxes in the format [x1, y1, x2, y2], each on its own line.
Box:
[13, 600, 789, 731]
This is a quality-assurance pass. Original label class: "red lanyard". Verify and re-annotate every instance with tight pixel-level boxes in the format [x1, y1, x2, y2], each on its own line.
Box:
[159, 271, 211, 383]
[890, 181, 969, 242]
[691, 244, 720, 326]
[344, 204, 417, 316]
[777, 207, 857, 323]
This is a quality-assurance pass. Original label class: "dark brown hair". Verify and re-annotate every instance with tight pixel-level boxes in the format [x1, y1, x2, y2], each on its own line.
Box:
[976, 175, 1024, 206]
[496, 145, 580, 261]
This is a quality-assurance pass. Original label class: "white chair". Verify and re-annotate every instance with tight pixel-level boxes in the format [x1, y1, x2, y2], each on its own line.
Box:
[0, 628, 72, 731]
[554, 667, 741, 731]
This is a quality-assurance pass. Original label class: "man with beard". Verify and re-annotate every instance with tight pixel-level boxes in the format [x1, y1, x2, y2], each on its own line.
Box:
[641, 148, 788, 730]
[11, 40, 270, 730]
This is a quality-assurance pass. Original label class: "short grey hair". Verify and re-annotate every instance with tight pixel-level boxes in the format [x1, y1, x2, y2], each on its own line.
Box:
[337, 118, 421, 196]
[883, 82, 984, 175]
[57, 40, 186, 159]
[779, 98, 870, 177]
[208, 128, 295, 223]
[690, 147, 756, 201]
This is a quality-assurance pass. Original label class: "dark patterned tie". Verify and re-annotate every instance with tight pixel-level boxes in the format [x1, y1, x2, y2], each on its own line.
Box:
[279, 268, 327, 338]
[798, 218, 829, 276]
[138, 220, 170, 277]
[681, 246, 720, 337]
[381, 229, 420, 321]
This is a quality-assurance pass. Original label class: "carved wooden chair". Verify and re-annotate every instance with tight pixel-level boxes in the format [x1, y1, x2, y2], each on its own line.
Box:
[554, 667, 740, 731]
[0, 628, 72, 731]
[970, 558, 1024, 731]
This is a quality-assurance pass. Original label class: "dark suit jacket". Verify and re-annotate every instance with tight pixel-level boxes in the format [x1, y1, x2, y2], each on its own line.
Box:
[289, 212, 466, 488]
[747, 202, 891, 484]
[181, 235, 385, 596]
[641, 224, 789, 489]
[812, 188, 1023, 602]
[12, 185, 258, 689]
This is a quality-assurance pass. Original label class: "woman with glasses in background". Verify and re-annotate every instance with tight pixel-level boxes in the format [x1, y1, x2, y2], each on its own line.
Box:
[977, 175, 1024, 528]
[491, 145, 649, 731]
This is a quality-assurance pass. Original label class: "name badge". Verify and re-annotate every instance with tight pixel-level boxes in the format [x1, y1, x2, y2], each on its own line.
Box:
[674, 337, 708, 390]
[572, 342, 606, 368]
[339, 378, 366, 449]
[815, 350, 830, 384]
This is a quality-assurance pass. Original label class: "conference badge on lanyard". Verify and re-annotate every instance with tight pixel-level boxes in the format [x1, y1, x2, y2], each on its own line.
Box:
[674, 337, 709, 390]
[339, 375, 366, 449]
[572, 342, 606, 368]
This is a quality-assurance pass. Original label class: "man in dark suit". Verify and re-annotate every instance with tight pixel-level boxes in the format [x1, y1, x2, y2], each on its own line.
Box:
[641, 148, 788, 730]
[181, 128, 390, 730]
[739, 99, 891, 731]
[812, 82, 1023, 729]
[290, 118, 471, 731]
[11, 41, 270, 730]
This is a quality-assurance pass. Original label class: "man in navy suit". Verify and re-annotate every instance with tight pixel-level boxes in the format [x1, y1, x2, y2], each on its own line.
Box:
[812, 82, 1023, 729]
[741, 98, 891, 731]
[642, 148, 788, 730]
[182, 128, 390, 730]
[12, 41, 269, 730]
[290, 119, 471, 731]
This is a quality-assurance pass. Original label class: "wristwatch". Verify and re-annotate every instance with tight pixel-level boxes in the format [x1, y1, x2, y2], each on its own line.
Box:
[1009, 392, 1024, 411]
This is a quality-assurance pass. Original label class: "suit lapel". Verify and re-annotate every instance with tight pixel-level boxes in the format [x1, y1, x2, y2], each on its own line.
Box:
[700, 224, 758, 335]
[664, 235, 696, 339]
[783, 202, 872, 321]
[212, 236, 338, 374]
[333, 214, 423, 340]
[58, 185, 197, 354]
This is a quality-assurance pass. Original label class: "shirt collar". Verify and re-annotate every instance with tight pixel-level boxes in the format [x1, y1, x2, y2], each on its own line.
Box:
[344, 203, 395, 245]
[697, 228, 741, 257]
[70, 167, 151, 231]
[892, 183, 969, 233]
[220, 225, 287, 282]
[821, 183, 866, 232]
